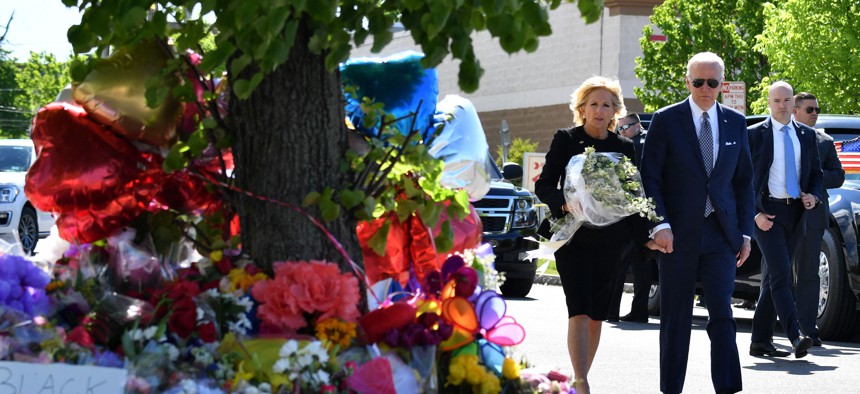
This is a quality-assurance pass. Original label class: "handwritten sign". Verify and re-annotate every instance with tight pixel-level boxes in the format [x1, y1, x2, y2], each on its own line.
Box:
[522, 152, 546, 193]
[721, 81, 746, 114]
[0, 362, 127, 394]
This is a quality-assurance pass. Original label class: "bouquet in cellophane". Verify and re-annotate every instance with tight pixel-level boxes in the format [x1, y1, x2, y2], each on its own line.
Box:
[528, 147, 660, 258]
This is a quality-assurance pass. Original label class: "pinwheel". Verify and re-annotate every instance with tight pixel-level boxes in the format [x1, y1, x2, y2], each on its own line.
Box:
[439, 289, 525, 352]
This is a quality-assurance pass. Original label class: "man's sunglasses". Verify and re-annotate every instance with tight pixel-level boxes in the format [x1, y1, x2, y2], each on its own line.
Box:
[617, 123, 638, 132]
[691, 78, 720, 89]
[803, 106, 821, 114]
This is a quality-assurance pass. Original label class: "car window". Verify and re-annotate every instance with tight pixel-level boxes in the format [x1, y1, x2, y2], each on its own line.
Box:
[484, 154, 503, 181]
[0, 146, 32, 172]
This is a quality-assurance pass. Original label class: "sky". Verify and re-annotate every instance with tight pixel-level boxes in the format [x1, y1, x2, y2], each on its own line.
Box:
[1, 0, 83, 61]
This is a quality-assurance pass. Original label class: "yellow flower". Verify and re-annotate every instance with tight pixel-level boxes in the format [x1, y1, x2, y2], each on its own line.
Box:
[502, 357, 520, 380]
[209, 250, 224, 262]
[45, 280, 66, 292]
[315, 318, 357, 350]
[447, 362, 466, 385]
[231, 361, 254, 388]
[476, 374, 501, 394]
[227, 268, 268, 292]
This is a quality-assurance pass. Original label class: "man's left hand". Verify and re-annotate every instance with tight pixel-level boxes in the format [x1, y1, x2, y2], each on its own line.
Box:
[736, 238, 751, 267]
[800, 192, 817, 210]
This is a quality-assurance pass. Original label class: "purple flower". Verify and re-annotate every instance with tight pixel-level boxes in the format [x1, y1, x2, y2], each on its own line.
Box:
[0, 254, 51, 318]
[94, 350, 124, 368]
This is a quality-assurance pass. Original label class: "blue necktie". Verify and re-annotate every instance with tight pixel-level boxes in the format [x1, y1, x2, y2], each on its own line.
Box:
[782, 125, 800, 198]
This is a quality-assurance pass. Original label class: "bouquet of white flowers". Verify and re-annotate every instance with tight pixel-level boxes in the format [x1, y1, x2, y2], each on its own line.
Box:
[528, 147, 661, 259]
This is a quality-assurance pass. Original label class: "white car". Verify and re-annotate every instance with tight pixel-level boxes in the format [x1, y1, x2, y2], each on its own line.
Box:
[0, 139, 55, 254]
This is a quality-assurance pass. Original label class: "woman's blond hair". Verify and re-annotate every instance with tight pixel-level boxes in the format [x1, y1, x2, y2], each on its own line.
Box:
[569, 76, 626, 132]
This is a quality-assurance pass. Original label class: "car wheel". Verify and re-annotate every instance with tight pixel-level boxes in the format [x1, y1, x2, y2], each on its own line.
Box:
[500, 276, 534, 298]
[816, 228, 859, 340]
[647, 283, 660, 316]
[18, 206, 39, 255]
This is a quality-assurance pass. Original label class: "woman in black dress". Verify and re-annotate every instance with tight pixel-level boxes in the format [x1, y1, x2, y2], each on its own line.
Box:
[535, 76, 646, 394]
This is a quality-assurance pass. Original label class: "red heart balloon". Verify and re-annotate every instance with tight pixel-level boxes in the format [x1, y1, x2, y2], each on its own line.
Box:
[26, 103, 162, 242]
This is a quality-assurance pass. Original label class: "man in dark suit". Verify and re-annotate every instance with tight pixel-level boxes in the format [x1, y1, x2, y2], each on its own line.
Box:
[747, 82, 822, 359]
[608, 112, 651, 323]
[641, 52, 753, 394]
[792, 92, 843, 346]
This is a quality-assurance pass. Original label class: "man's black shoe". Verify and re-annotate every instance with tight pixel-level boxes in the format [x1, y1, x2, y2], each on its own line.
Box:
[810, 334, 823, 347]
[749, 342, 790, 357]
[791, 336, 813, 358]
[606, 316, 619, 322]
[620, 313, 648, 323]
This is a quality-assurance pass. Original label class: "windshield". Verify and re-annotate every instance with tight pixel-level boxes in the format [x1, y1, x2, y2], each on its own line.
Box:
[483, 154, 503, 181]
[0, 146, 32, 172]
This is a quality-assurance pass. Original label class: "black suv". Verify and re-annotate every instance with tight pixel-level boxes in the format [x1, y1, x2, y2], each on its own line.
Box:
[473, 159, 540, 297]
[645, 114, 860, 341]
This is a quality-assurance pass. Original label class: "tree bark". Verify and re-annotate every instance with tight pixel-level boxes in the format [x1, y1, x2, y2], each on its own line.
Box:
[227, 21, 362, 297]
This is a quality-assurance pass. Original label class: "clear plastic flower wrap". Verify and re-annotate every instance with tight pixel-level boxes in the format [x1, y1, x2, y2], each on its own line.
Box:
[527, 147, 660, 259]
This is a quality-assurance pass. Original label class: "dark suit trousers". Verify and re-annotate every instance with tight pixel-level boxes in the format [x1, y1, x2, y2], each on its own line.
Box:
[608, 242, 651, 319]
[752, 200, 804, 343]
[795, 203, 827, 336]
[658, 216, 741, 394]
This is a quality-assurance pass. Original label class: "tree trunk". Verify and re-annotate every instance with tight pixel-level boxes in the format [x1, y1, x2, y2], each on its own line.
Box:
[227, 21, 363, 301]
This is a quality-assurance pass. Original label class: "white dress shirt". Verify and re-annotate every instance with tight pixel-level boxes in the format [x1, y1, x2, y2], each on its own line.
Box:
[768, 119, 802, 198]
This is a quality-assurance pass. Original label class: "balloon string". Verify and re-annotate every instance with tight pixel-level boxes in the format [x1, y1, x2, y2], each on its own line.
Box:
[191, 171, 380, 305]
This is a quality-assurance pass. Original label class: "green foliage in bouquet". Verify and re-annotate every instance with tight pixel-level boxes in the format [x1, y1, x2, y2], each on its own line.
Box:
[303, 91, 471, 255]
[580, 146, 662, 223]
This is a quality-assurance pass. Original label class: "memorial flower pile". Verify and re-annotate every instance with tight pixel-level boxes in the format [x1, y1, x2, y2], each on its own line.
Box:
[0, 41, 573, 392]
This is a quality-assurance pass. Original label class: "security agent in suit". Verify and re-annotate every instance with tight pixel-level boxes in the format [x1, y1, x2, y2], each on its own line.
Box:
[747, 82, 823, 359]
[792, 92, 844, 346]
[608, 113, 651, 323]
[640, 52, 754, 394]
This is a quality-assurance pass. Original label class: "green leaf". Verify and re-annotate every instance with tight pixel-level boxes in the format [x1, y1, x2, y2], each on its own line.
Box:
[319, 190, 341, 222]
[67, 25, 98, 54]
[458, 56, 483, 93]
[419, 202, 443, 229]
[121, 7, 147, 31]
[231, 54, 252, 76]
[340, 189, 366, 210]
[370, 30, 393, 53]
[303, 191, 322, 207]
[121, 331, 136, 359]
[164, 143, 189, 172]
[233, 73, 264, 99]
[200, 43, 236, 74]
[187, 130, 209, 157]
[306, 0, 334, 23]
[434, 220, 454, 253]
[368, 221, 390, 256]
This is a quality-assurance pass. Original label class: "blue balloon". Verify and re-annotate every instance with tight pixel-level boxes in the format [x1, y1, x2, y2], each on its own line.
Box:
[340, 51, 438, 141]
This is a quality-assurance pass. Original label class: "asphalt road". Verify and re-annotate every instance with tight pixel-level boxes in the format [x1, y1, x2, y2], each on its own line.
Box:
[505, 283, 860, 393]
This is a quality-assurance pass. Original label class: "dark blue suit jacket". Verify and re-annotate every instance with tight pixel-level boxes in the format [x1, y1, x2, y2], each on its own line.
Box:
[747, 118, 824, 215]
[640, 99, 755, 252]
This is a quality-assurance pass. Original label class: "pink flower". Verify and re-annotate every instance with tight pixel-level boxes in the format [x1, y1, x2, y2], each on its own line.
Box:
[252, 260, 360, 333]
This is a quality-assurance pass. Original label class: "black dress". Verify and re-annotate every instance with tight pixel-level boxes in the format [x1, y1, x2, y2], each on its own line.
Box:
[535, 126, 646, 320]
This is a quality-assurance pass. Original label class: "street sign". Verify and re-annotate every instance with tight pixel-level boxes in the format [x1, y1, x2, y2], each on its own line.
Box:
[721, 81, 746, 114]
[523, 152, 546, 193]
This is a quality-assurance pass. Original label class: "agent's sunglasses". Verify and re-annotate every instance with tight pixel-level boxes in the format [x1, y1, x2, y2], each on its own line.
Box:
[804, 106, 821, 114]
[617, 123, 638, 132]
[691, 78, 720, 89]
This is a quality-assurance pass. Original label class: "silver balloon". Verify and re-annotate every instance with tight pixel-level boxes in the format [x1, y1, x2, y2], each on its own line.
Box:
[430, 95, 490, 201]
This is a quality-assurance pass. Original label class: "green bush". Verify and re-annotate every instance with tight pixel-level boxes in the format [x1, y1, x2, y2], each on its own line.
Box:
[496, 137, 539, 167]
